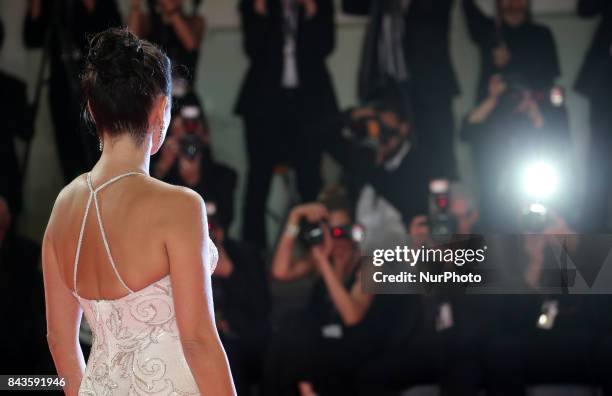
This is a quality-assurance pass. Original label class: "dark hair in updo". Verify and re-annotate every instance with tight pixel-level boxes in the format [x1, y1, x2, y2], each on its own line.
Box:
[82, 28, 172, 145]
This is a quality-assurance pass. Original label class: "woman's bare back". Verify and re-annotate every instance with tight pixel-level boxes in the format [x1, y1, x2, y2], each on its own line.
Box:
[48, 171, 188, 300]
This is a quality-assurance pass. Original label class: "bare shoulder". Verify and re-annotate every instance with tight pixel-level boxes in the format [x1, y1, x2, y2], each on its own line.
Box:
[143, 179, 207, 229]
[46, 174, 89, 236]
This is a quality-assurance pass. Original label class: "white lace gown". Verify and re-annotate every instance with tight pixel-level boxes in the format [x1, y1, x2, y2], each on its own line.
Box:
[71, 173, 218, 395]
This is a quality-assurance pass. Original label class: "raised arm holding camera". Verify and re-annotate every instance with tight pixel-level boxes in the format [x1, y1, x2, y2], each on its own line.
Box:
[322, 85, 430, 249]
[342, 0, 460, 180]
[129, 0, 205, 85]
[153, 95, 238, 228]
[266, 189, 375, 396]
[462, 0, 560, 102]
[461, 73, 570, 231]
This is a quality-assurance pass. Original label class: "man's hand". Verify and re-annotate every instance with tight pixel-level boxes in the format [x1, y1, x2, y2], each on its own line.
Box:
[409, 215, 434, 248]
[158, 0, 180, 16]
[493, 43, 512, 68]
[488, 74, 507, 99]
[29, 0, 42, 19]
[288, 203, 329, 226]
[350, 106, 376, 121]
[299, 0, 318, 18]
[518, 92, 545, 129]
[83, 0, 96, 12]
[524, 212, 575, 288]
[254, 0, 267, 15]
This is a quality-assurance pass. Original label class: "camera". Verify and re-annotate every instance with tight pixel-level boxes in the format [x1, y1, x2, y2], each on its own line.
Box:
[180, 104, 203, 134]
[499, 73, 566, 109]
[179, 133, 203, 160]
[519, 161, 560, 232]
[429, 179, 457, 236]
[344, 107, 403, 149]
[521, 203, 550, 232]
[298, 218, 364, 247]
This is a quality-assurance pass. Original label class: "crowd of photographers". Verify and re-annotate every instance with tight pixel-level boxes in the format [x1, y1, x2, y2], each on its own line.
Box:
[2, 0, 612, 394]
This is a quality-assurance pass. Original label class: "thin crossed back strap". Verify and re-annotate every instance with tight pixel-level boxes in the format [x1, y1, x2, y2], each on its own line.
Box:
[72, 172, 144, 297]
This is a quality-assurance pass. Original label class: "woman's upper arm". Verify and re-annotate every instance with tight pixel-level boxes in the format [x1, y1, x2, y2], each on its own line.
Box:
[350, 272, 374, 312]
[285, 257, 314, 281]
[42, 225, 82, 347]
[165, 190, 218, 344]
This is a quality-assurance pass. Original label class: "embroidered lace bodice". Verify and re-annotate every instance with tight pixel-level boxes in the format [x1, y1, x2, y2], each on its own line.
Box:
[72, 172, 217, 395]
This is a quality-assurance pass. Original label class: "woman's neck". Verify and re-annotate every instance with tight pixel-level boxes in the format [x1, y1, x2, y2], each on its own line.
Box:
[94, 135, 151, 176]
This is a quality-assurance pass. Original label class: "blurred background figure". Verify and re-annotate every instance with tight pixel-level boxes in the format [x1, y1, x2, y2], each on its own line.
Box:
[23, 0, 122, 184]
[0, 196, 45, 374]
[0, 19, 31, 217]
[128, 0, 205, 87]
[483, 211, 602, 396]
[208, 202, 270, 396]
[154, 93, 238, 228]
[462, 0, 560, 102]
[235, 0, 339, 251]
[323, 83, 429, 252]
[266, 188, 377, 396]
[342, 0, 460, 181]
[356, 183, 492, 396]
[575, 0, 612, 232]
[461, 72, 571, 231]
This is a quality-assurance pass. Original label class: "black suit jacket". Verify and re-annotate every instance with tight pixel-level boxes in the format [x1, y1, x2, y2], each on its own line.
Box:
[343, 0, 460, 102]
[575, 0, 612, 98]
[234, 0, 338, 119]
[0, 72, 30, 213]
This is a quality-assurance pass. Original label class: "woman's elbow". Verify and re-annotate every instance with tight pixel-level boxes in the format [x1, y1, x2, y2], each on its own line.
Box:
[46, 332, 61, 351]
[341, 309, 366, 327]
[46, 330, 76, 352]
[271, 267, 290, 282]
[181, 337, 216, 359]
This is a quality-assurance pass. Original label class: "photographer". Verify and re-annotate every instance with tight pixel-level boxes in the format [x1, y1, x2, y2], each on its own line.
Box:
[207, 202, 270, 396]
[129, 0, 205, 85]
[356, 183, 494, 396]
[462, 0, 560, 102]
[483, 212, 603, 395]
[575, 0, 612, 232]
[325, 85, 430, 245]
[461, 73, 570, 230]
[24, 0, 122, 183]
[0, 197, 45, 374]
[154, 95, 237, 228]
[236, 0, 339, 250]
[0, 20, 30, 216]
[265, 188, 375, 396]
[342, 0, 460, 180]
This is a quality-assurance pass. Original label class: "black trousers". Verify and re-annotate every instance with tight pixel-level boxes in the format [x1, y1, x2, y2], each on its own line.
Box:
[223, 336, 266, 396]
[583, 96, 612, 232]
[241, 96, 324, 250]
[355, 329, 483, 396]
[412, 97, 457, 181]
[484, 330, 597, 396]
[263, 312, 375, 396]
